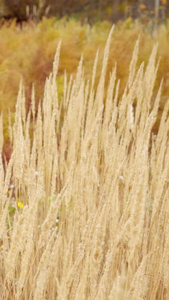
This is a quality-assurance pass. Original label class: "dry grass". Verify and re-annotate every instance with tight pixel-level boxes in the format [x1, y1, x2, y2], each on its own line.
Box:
[2, 18, 169, 160]
[0, 26, 169, 299]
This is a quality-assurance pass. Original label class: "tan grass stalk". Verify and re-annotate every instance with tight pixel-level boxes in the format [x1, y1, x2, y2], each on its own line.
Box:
[1, 29, 169, 300]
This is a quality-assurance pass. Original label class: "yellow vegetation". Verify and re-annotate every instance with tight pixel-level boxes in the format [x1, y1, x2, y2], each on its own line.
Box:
[1, 18, 169, 159]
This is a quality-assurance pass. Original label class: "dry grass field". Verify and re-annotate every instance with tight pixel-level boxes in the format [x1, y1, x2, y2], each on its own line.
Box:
[0, 26, 169, 299]
[2, 18, 169, 160]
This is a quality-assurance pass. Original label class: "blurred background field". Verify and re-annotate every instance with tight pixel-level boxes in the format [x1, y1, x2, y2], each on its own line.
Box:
[0, 1, 169, 158]
[0, 0, 169, 24]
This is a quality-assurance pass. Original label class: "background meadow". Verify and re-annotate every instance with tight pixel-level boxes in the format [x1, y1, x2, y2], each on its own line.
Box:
[1, 17, 169, 158]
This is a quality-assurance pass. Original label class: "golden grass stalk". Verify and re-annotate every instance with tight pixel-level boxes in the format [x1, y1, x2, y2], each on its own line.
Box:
[0, 27, 169, 299]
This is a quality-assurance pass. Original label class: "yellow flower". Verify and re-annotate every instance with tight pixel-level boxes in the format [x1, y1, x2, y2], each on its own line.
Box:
[139, 4, 146, 10]
[17, 202, 24, 208]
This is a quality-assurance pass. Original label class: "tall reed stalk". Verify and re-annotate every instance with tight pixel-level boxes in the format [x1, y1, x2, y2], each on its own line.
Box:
[0, 27, 169, 299]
